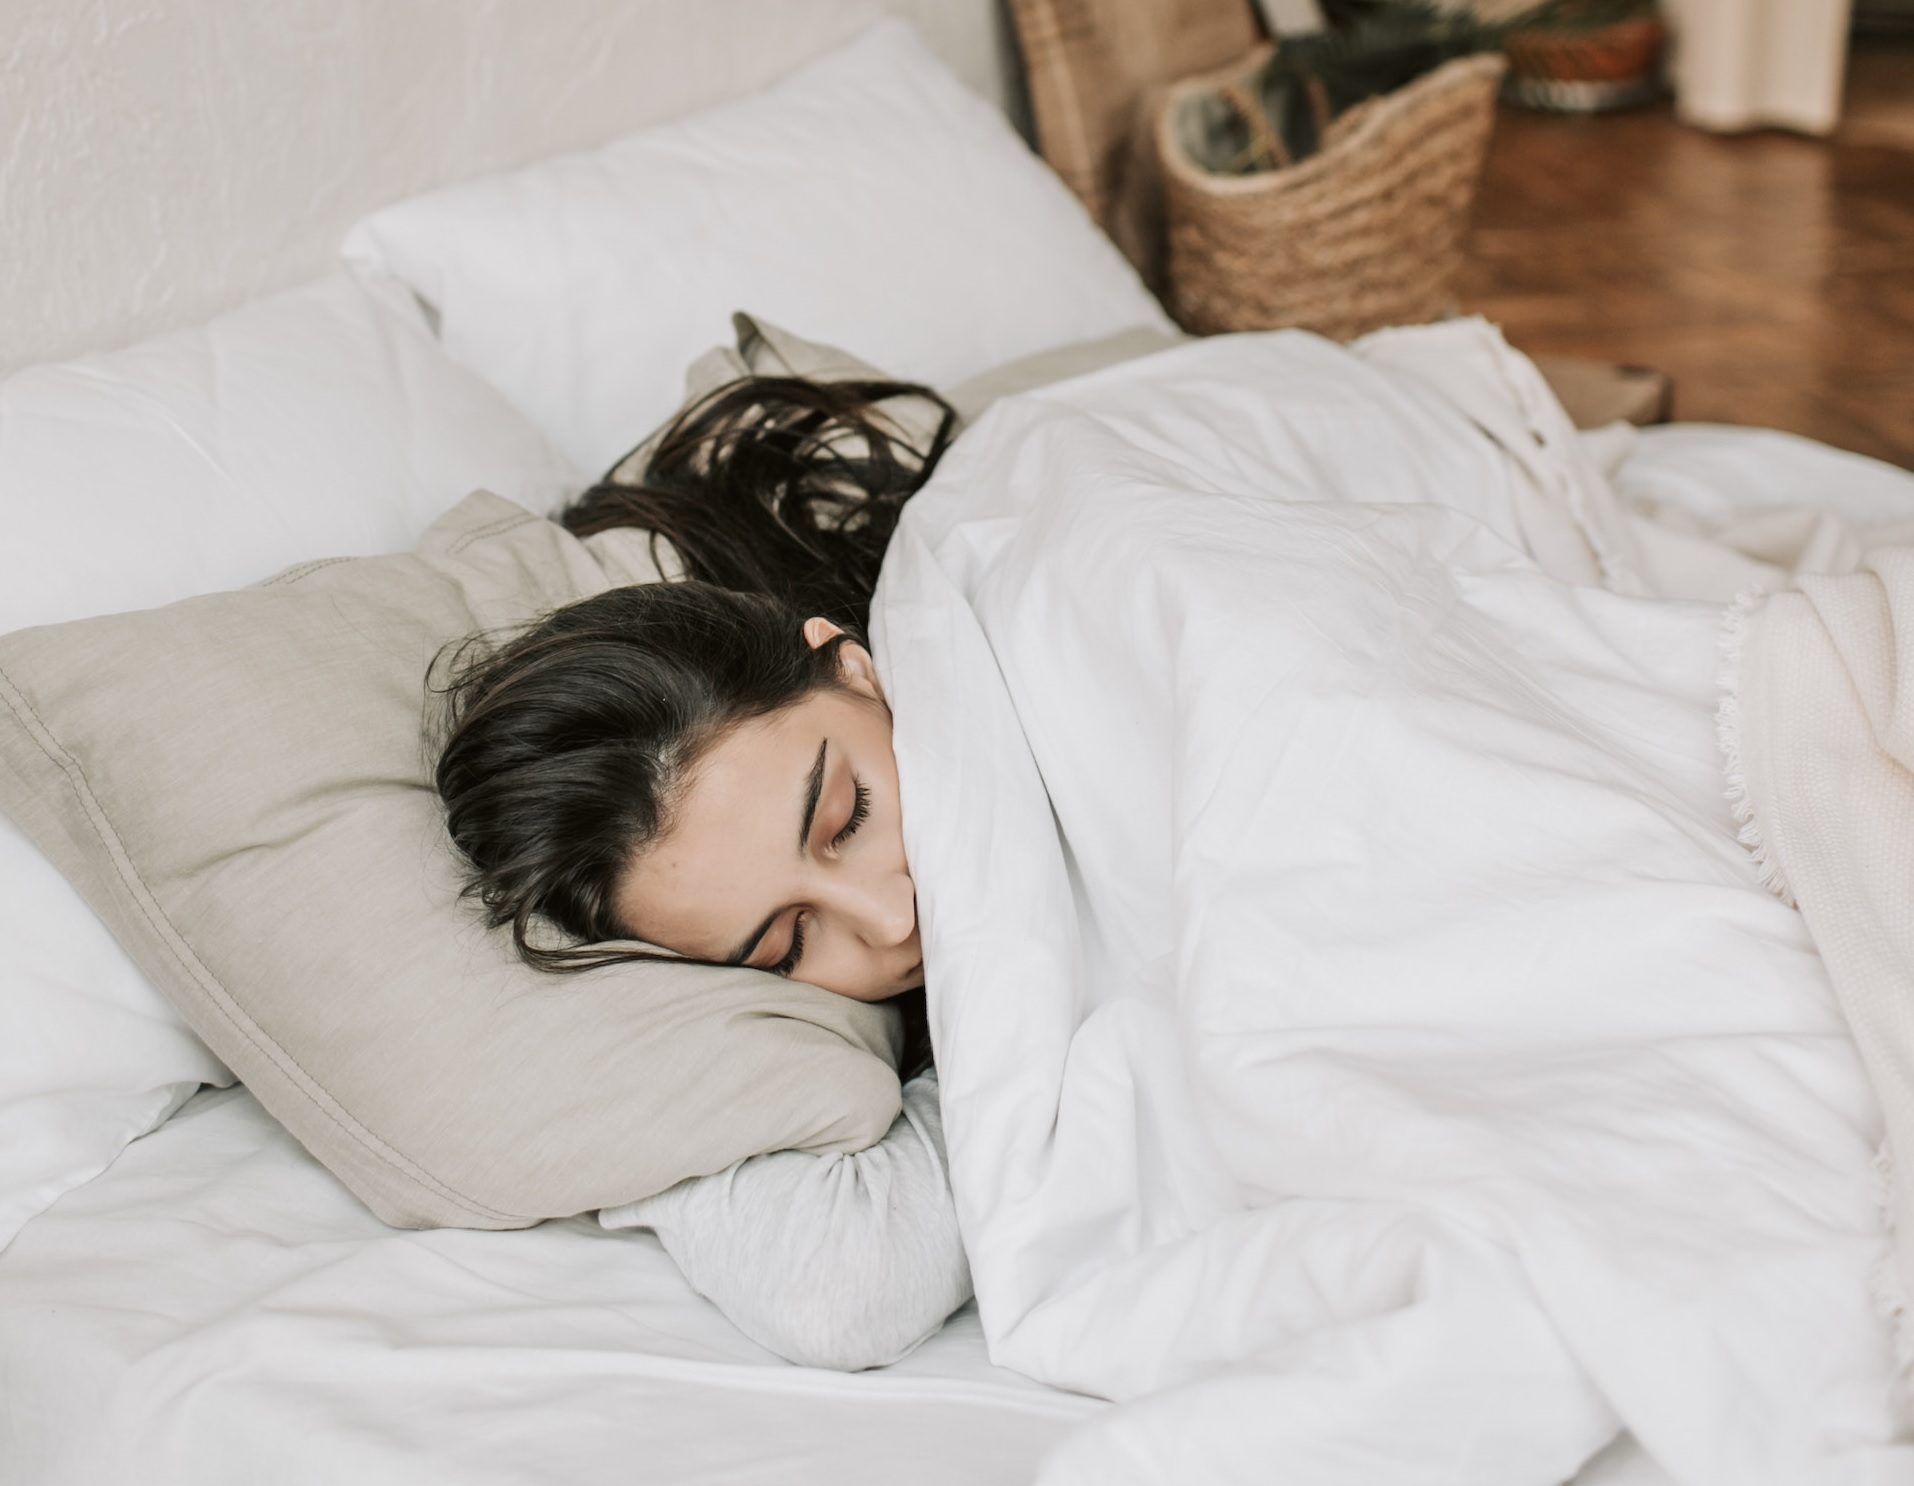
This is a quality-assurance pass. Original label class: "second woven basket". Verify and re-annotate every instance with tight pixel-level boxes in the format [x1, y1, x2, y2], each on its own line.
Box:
[1159, 45, 1508, 341]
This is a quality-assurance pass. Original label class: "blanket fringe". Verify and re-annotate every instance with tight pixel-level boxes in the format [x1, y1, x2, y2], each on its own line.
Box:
[1869, 1142, 1914, 1384]
[1721, 593, 1914, 1374]
[1714, 590, 1796, 907]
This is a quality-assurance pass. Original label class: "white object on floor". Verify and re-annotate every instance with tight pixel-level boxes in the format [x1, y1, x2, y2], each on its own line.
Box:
[1661, 0, 1855, 135]
[1254, 0, 1326, 33]
[870, 322, 1913, 1483]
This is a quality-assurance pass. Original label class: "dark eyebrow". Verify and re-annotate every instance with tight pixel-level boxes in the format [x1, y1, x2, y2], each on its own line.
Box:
[723, 739, 829, 968]
[797, 738, 828, 853]
[724, 907, 781, 968]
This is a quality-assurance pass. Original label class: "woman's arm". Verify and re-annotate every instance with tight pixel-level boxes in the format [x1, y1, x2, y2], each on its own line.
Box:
[599, 1067, 971, 1371]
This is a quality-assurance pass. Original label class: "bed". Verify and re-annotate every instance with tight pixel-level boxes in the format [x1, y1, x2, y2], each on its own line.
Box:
[2, 5, 1908, 1485]
[0, 1085, 1100, 1484]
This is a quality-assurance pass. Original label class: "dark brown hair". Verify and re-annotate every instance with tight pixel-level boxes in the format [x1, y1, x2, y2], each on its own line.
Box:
[430, 580, 856, 974]
[561, 376, 956, 635]
[429, 374, 954, 1075]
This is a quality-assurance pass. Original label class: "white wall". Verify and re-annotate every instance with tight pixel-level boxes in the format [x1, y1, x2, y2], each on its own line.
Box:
[0, 0, 1018, 373]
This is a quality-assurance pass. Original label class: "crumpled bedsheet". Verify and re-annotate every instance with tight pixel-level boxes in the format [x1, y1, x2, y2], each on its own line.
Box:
[868, 320, 1913, 1484]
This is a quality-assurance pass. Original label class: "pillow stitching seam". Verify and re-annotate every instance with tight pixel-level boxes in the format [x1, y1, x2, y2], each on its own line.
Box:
[261, 555, 356, 587]
[443, 510, 544, 556]
[258, 511, 542, 591]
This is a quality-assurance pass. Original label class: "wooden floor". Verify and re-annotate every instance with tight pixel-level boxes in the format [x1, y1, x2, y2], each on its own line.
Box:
[1460, 38, 1914, 470]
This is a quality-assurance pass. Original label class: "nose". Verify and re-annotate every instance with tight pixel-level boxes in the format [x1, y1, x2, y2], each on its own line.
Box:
[829, 866, 917, 950]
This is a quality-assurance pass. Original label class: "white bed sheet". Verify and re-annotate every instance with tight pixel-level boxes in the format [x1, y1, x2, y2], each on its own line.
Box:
[0, 1086, 1100, 1485]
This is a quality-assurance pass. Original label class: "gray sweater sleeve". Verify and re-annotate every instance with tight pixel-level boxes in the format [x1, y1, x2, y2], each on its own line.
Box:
[598, 1067, 972, 1372]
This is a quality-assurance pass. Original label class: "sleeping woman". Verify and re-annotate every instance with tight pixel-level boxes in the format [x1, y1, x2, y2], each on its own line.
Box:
[430, 376, 975, 1371]
[426, 325, 1914, 1477]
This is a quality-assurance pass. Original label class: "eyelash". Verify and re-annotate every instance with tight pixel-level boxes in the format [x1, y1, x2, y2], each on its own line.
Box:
[832, 778, 871, 850]
[770, 917, 808, 978]
[771, 778, 870, 978]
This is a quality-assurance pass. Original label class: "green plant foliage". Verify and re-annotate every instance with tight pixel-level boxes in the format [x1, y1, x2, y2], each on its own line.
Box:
[1201, 0, 1656, 175]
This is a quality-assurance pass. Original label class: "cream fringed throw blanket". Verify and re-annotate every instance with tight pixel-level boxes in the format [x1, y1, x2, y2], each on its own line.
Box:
[1276, 332, 1914, 1379]
[1286, 321, 1914, 1376]
[1724, 551, 1914, 1364]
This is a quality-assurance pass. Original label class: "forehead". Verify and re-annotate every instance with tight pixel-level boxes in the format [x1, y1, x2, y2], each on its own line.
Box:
[615, 689, 850, 953]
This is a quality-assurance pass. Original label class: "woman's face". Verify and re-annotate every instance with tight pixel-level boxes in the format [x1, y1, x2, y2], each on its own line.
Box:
[611, 619, 922, 1002]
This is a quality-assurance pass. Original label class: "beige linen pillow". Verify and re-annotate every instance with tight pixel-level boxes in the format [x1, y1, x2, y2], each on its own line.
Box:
[0, 491, 904, 1230]
[602, 313, 956, 487]
[604, 311, 1188, 488]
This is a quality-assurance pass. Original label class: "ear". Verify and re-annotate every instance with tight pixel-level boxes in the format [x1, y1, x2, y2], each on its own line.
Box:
[802, 616, 885, 704]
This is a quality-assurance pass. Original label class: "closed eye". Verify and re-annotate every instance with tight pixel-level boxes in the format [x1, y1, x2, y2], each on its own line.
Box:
[831, 777, 870, 850]
[769, 914, 807, 977]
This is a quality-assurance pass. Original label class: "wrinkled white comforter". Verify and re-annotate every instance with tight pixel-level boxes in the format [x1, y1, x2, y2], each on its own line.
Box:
[869, 322, 1913, 1485]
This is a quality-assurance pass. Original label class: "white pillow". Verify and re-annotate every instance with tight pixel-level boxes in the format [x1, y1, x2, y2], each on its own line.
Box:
[0, 267, 581, 1249]
[0, 828, 227, 1245]
[0, 269, 580, 634]
[342, 18, 1174, 476]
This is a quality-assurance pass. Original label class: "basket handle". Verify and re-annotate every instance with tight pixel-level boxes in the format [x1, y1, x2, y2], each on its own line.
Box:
[1216, 66, 1335, 175]
[1217, 80, 1289, 171]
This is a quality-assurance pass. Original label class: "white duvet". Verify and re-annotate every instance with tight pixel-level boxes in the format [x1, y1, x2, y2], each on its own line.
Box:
[869, 322, 1914, 1484]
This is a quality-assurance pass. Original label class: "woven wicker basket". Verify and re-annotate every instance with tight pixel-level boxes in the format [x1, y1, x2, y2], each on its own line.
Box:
[1158, 46, 1508, 340]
